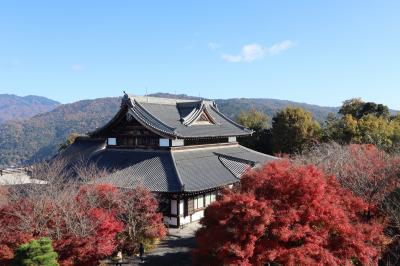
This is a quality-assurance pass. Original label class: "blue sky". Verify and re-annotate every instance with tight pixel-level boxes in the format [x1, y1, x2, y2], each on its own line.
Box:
[1, 1, 399, 108]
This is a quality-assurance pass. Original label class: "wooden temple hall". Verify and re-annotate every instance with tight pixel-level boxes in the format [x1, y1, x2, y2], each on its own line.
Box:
[61, 93, 275, 227]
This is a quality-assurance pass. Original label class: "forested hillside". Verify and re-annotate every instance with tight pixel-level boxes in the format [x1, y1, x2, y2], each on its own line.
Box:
[0, 93, 365, 167]
[215, 98, 339, 122]
[0, 94, 59, 124]
[0, 97, 120, 167]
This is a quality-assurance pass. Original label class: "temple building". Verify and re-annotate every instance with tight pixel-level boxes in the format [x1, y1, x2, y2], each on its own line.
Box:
[61, 93, 275, 227]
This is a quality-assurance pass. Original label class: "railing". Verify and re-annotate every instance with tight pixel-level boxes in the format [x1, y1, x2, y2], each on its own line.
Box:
[0, 167, 30, 176]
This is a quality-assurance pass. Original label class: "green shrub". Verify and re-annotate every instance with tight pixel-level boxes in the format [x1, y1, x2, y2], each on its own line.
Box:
[13, 237, 58, 266]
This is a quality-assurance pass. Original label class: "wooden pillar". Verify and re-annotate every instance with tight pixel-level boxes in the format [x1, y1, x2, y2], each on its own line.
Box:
[176, 197, 180, 227]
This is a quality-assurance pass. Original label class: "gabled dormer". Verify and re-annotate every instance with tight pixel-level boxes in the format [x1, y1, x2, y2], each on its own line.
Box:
[88, 93, 253, 149]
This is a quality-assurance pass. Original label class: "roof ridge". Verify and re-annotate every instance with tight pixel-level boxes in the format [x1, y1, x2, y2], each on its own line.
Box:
[238, 145, 278, 160]
[214, 152, 257, 166]
[170, 151, 185, 191]
[129, 94, 213, 105]
[209, 105, 253, 133]
[217, 156, 250, 179]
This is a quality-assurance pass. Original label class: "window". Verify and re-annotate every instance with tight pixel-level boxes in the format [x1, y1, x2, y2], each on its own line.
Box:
[187, 198, 194, 215]
[184, 198, 195, 216]
[107, 138, 117, 145]
[197, 195, 204, 208]
[211, 193, 216, 203]
[205, 193, 211, 206]
[158, 198, 171, 216]
[159, 138, 169, 147]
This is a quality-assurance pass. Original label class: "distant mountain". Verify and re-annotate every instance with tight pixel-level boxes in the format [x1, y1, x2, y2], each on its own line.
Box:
[215, 98, 339, 123]
[0, 93, 348, 167]
[0, 94, 60, 124]
[0, 97, 120, 167]
[150, 93, 338, 122]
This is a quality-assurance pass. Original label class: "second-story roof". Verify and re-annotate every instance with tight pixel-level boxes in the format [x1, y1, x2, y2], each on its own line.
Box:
[89, 93, 253, 139]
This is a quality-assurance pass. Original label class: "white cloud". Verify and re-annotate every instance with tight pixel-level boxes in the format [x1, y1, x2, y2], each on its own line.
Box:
[241, 44, 266, 62]
[266, 40, 295, 55]
[221, 54, 242, 63]
[221, 40, 295, 63]
[72, 64, 84, 71]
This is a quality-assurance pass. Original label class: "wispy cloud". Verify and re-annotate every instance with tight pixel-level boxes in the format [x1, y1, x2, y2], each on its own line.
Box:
[221, 54, 242, 63]
[221, 40, 295, 63]
[208, 42, 220, 50]
[267, 40, 295, 55]
[72, 64, 85, 71]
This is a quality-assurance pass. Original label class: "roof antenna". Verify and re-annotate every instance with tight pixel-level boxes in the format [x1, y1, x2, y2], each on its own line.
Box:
[175, 90, 177, 102]
[145, 86, 149, 102]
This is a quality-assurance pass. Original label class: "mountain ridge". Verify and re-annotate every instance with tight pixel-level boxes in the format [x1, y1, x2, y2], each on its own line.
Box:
[0, 92, 396, 167]
[0, 94, 60, 124]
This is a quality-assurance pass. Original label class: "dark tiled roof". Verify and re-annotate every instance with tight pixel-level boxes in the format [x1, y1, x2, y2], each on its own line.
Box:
[59, 137, 106, 165]
[89, 94, 253, 138]
[171, 145, 275, 192]
[218, 156, 252, 178]
[140, 102, 252, 138]
[89, 150, 182, 192]
[62, 138, 276, 193]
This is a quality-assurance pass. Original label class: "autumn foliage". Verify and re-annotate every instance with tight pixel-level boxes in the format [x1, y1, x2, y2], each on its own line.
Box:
[295, 143, 400, 216]
[0, 184, 166, 266]
[76, 184, 167, 254]
[194, 160, 385, 265]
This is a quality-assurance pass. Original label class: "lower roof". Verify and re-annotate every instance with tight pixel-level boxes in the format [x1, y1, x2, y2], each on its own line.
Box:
[60, 139, 276, 192]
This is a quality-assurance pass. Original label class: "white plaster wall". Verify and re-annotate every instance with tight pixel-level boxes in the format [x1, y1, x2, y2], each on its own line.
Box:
[181, 215, 191, 225]
[164, 216, 177, 226]
[205, 193, 211, 206]
[191, 210, 204, 222]
[197, 196, 204, 208]
[211, 193, 216, 202]
[179, 200, 184, 215]
[171, 200, 177, 215]
[171, 139, 184, 146]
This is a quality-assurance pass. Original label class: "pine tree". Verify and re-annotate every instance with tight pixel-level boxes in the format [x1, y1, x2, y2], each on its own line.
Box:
[13, 238, 58, 266]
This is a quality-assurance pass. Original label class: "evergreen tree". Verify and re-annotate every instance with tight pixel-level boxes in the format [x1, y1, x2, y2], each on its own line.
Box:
[236, 108, 269, 131]
[13, 238, 58, 266]
[272, 107, 321, 154]
[339, 98, 390, 119]
[236, 109, 273, 154]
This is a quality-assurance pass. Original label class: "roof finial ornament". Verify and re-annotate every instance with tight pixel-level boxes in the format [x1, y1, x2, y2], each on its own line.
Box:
[121, 91, 133, 108]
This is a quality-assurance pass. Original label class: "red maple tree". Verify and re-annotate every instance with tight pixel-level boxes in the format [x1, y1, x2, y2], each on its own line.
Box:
[295, 143, 400, 217]
[0, 184, 165, 265]
[194, 160, 385, 266]
[77, 184, 167, 254]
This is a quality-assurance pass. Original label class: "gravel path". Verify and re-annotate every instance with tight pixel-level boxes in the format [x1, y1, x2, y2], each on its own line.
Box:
[142, 222, 201, 266]
[104, 222, 201, 266]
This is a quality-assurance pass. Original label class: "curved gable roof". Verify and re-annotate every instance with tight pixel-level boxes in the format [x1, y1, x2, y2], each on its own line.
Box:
[89, 93, 253, 139]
